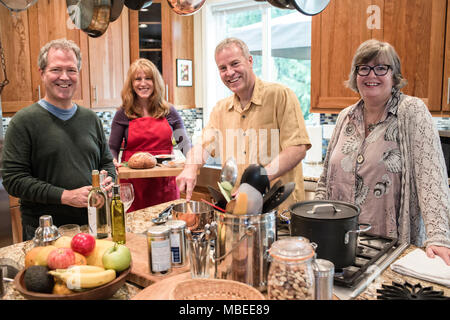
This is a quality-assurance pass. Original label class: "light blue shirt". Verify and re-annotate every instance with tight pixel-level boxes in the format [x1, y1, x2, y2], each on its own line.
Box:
[38, 99, 77, 121]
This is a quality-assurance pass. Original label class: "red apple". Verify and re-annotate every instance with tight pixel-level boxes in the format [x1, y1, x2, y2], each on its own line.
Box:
[71, 233, 96, 256]
[47, 248, 76, 269]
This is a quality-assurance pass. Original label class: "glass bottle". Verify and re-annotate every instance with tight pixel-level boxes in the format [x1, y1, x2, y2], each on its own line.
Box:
[267, 237, 315, 300]
[111, 184, 126, 244]
[87, 170, 110, 239]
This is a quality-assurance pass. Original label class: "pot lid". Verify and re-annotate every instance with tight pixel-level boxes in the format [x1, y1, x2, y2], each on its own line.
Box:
[269, 237, 314, 261]
[290, 200, 360, 220]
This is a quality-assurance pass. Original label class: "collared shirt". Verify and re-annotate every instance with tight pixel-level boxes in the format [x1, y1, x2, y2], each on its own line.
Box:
[327, 90, 402, 237]
[201, 77, 311, 208]
[38, 99, 77, 121]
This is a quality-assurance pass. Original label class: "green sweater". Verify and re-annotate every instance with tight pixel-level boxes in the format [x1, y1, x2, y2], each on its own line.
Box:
[1, 103, 116, 226]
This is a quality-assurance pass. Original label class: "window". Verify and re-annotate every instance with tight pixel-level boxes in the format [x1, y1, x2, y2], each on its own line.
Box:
[195, 0, 318, 126]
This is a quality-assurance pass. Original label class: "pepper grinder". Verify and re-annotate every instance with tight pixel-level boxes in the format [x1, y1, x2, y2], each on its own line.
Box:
[313, 259, 335, 300]
[33, 215, 60, 247]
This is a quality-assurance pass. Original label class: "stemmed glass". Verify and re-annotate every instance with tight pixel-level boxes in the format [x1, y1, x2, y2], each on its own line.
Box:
[120, 182, 135, 213]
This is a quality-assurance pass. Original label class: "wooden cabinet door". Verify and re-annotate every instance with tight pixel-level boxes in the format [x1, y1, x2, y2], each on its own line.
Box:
[311, 0, 447, 114]
[441, 0, 450, 114]
[0, 7, 35, 115]
[88, 9, 130, 109]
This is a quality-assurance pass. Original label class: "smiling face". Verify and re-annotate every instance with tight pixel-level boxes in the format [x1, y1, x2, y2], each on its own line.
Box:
[356, 59, 394, 105]
[132, 69, 154, 101]
[215, 43, 255, 100]
[40, 48, 79, 109]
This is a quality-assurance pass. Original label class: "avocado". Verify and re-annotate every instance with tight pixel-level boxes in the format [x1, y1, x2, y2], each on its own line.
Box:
[24, 265, 54, 293]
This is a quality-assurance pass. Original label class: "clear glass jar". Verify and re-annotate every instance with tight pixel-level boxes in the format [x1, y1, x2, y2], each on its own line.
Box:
[267, 237, 315, 300]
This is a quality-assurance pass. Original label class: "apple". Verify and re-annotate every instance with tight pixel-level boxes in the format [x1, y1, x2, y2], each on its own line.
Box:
[47, 248, 76, 269]
[71, 233, 96, 256]
[102, 243, 131, 272]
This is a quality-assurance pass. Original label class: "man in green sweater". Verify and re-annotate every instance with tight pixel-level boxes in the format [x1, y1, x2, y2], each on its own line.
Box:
[2, 39, 116, 240]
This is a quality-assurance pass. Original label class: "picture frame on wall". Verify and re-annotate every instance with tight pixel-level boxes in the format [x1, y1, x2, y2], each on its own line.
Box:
[176, 59, 193, 87]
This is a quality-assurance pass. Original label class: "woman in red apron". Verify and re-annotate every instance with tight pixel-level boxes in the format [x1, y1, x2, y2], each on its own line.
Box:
[109, 59, 191, 212]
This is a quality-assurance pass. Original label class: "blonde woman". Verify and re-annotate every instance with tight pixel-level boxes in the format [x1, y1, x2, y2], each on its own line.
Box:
[109, 58, 191, 211]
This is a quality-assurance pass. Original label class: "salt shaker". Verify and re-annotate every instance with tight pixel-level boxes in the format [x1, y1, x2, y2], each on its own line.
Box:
[33, 215, 60, 246]
[313, 258, 335, 300]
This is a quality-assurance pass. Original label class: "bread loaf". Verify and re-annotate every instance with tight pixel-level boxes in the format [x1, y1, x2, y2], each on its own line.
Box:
[128, 152, 156, 169]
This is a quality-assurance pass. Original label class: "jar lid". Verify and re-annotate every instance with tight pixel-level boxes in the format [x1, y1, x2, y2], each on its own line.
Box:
[313, 259, 335, 277]
[269, 237, 315, 261]
[165, 219, 186, 230]
[147, 225, 170, 236]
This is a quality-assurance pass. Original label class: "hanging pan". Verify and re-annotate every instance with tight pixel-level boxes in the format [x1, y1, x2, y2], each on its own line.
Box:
[167, 0, 206, 16]
[0, 0, 37, 12]
[66, 0, 112, 38]
[290, 0, 330, 16]
[124, 0, 153, 10]
[110, 0, 124, 22]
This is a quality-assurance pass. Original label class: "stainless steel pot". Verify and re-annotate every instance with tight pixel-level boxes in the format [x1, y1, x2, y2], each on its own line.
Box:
[172, 201, 214, 235]
[214, 210, 276, 291]
[288, 200, 371, 269]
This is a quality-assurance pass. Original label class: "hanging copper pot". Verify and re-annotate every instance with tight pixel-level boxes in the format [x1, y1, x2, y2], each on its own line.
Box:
[110, 0, 124, 22]
[167, 0, 206, 16]
[66, 0, 112, 38]
[124, 0, 153, 10]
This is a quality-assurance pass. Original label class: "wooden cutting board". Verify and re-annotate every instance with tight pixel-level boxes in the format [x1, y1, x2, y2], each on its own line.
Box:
[118, 166, 183, 179]
[124, 233, 190, 287]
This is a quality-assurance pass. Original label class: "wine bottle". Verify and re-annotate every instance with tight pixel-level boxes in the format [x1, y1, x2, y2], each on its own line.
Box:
[87, 170, 110, 239]
[111, 184, 126, 244]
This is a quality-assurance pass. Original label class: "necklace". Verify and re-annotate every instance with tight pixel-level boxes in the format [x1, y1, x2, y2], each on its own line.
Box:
[364, 107, 384, 132]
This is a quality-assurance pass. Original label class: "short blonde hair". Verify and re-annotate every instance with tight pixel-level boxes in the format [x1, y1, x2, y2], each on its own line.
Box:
[121, 58, 169, 119]
[345, 39, 407, 93]
[38, 39, 82, 71]
[215, 37, 251, 59]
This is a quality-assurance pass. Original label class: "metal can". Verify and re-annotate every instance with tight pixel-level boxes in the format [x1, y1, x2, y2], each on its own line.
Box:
[165, 219, 187, 267]
[147, 225, 171, 275]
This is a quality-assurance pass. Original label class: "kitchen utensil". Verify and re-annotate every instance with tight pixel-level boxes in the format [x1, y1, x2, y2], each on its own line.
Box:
[0, 0, 37, 12]
[214, 209, 276, 291]
[124, 0, 152, 10]
[66, 0, 112, 38]
[290, 0, 330, 16]
[33, 215, 60, 246]
[240, 164, 270, 195]
[262, 179, 283, 205]
[154, 154, 174, 164]
[151, 203, 174, 224]
[167, 0, 206, 16]
[200, 198, 226, 213]
[235, 183, 263, 215]
[187, 237, 211, 279]
[14, 265, 131, 300]
[262, 182, 295, 212]
[207, 185, 227, 209]
[267, 0, 295, 10]
[313, 259, 335, 300]
[289, 200, 372, 269]
[172, 201, 214, 235]
[220, 157, 238, 189]
[110, 0, 124, 21]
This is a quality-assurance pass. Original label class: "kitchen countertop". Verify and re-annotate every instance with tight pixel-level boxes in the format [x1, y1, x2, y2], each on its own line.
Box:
[2, 199, 448, 300]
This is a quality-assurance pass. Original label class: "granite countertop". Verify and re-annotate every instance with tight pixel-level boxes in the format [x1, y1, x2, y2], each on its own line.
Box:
[2, 199, 448, 300]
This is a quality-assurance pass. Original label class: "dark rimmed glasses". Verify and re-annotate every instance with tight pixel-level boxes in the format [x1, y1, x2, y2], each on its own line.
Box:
[355, 64, 391, 76]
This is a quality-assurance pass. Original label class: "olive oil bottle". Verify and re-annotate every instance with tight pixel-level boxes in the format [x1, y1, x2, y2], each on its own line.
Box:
[87, 170, 110, 239]
[111, 184, 126, 244]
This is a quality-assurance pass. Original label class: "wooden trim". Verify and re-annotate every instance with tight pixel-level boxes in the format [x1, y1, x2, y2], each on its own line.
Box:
[129, 9, 139, 63]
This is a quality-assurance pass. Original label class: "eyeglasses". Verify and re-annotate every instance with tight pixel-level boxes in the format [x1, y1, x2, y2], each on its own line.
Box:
[355, 64, 391, 76]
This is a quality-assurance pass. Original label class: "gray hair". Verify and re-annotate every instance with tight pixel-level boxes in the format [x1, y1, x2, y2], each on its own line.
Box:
[345, 39, 407, 93]
[38, 39, 82, 71]
[215, 37, 251, 59]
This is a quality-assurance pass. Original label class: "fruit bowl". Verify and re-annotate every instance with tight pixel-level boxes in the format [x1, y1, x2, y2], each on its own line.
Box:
[14, 265, 131, 300]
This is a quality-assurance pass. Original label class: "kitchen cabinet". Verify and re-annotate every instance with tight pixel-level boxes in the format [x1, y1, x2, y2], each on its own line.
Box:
[0, 2, 130, 114]
[129, 0, 195, 107]
[311, 0, 448, 115]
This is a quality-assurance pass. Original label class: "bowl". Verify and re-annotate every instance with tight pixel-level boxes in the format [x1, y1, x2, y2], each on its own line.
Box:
[169, 278, 265, 300]
[154, 154, 174, 164]
[14, 265, 131, 300]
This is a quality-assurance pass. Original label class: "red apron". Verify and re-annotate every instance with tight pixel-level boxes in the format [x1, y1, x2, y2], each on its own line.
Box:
[122, 117, 179, 212]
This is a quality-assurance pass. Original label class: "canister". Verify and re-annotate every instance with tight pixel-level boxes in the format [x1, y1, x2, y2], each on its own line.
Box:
[313, 259, 335, 300]
[147, 225, 171, 275]
[165, 219, 187, 267]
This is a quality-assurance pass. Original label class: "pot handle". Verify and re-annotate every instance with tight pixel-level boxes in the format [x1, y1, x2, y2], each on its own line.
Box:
[279, 209, 290, 223]
[344, 223, 371, 244]
[213, 225, 257, 263]
[307, 203, 341, 215]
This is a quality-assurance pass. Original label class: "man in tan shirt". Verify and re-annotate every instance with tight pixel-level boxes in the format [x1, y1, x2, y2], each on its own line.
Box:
[177, 38, 311, 209]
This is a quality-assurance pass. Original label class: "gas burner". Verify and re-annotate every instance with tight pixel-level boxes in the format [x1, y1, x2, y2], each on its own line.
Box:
[377, 281, 449, 300]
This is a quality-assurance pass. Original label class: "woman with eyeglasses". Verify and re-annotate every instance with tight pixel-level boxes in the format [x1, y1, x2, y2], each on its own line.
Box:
[315, 39, 450, 265]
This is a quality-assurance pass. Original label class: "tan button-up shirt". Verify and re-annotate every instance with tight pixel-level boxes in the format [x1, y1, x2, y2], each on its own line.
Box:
[201, 78, 311, 209]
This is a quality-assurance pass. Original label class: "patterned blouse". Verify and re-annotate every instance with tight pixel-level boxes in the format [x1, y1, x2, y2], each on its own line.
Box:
[326, 90, 403, 238]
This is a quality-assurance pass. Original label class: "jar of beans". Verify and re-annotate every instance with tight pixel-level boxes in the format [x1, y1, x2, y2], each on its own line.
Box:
[267, 237, 315, 300]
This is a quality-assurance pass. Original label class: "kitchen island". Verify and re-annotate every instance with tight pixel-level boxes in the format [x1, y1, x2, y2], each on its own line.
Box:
[1, 198, 448, 300]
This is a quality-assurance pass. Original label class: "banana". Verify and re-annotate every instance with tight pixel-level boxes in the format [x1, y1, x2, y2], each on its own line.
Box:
[49, 269, 116, 290]
[67, 265, 106, 273]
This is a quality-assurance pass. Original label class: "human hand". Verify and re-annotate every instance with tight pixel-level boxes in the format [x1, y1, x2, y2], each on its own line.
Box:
[176, 165, 198, 201]
[426, 245, 450, 265]
[61, 186, 92, 208]
[100, 169, 114, 198]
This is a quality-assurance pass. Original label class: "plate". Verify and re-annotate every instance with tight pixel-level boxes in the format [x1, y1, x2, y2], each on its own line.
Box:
[14, 265, 131, 300]
[154, 154, 174, 164]
[162, 160, 185, 168]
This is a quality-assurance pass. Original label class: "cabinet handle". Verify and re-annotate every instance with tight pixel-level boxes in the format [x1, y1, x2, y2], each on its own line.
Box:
[93, 86, 97, 103]
[38, 85, 41, 100]
[165, 84, 169, 101]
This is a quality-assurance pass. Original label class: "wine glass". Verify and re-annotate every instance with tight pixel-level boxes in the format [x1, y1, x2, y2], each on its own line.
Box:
[120, 183, 135, 213]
